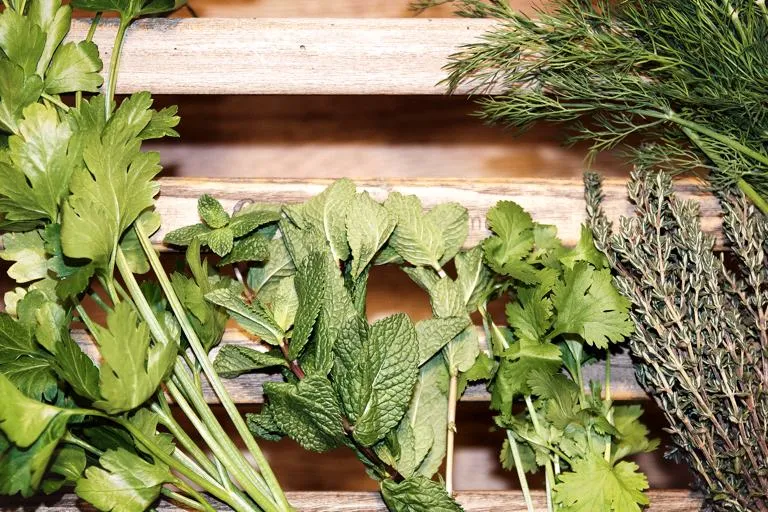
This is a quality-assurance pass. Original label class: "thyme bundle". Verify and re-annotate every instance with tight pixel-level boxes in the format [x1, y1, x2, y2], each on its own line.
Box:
[586, 171, 768, 512]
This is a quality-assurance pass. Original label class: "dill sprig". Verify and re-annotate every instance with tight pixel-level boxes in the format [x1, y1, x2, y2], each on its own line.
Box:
[424, 0, 768, 213]
[586, 171, 768, 512]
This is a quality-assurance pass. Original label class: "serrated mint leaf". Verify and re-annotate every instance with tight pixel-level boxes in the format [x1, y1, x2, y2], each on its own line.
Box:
[425, 202, 468, 265]
[259, 276, 299, 333]
[346, 191, 396, 278]
[551, 262, 633, 348]
[202, 227, 234, 257]
[206, 287, 283, 345]
[381, 476, 464, 512]
[443, 325, 480, 374]
[92, 303, 176, 414]
[374, 245, 404, 266]
[402, 266, 440, 292]
[213, 345, 287, 378]
[384, 192, 444, 269]
[0, 230, 48, 283]
[246, 407, 284, 442]
[455, 247, 494, 312]
[554, 452, 649, 512]
[44, 41, 102, 94]
[163, 223, 211, 247]
[247, 238, 295, 294]
[428, 277, 464, 319]
[228, 209, 280, 238]
[415, 316, 469, 366]
[290, 252, 326, 360]
[219, 232, 269, 266]
[263, 375, 345, 453]
[75, 448, 171, 512]
[301, 179, 355, 261]
[197, 194, 229, 228]
[352, 313, 419, 447]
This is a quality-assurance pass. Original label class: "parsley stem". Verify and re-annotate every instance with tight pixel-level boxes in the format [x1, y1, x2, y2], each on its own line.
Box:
[506, 430, 535, 512]
[544, 460, 555, 512]
[445, 370, 458, 496]
[129, 224, 292, 512]
[41, 93, 69, 111]
[604, 354, 613, 463]
[63, 432, 103, 457]
[172, 478, 217, 512]
[161, 487, 206, 512]
[105, 16, 131, 121]
[151, 401, 219, 479]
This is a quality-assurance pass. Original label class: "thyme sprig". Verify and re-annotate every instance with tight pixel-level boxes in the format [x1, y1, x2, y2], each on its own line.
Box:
[586, 171, 768, 512]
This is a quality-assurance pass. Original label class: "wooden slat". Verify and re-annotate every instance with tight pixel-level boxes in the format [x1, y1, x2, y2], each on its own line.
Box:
[68, 18, 496, 95]
[73, 327, 645, 404]
[150, 177, 721, 250]
[5, 490, 703, 511]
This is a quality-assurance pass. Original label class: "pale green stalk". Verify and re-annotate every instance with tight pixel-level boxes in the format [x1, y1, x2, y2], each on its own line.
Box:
[161, 488, 206, 512]
[445, 369, 458, 495]
[132, 223, 292, 512]
[105, 16, 131, 121]
[506, 430, 535, 512]
[604, 354, 613, 463]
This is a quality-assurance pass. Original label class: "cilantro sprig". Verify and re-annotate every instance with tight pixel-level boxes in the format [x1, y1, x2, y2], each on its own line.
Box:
[477, 200, 657, 512]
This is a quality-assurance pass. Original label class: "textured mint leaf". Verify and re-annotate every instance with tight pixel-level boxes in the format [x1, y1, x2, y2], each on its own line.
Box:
[44, 41, 102, 94]
[352, 314, 419, 446]
[454, 247, 494, 312]
[206, 287, 283, 345]
[228, 209, 280, 238]
[219, 232, 269, 266]
[0, 230, 48, 283]
[92, 303, 176, 414]
[246, 407, 284, 442]
[0, 59, 44, 135]
[247, 238, 295, 294]
[381, 476, 464, 512]
[428, 277, 464, 319]
[425, 202, 468, 265]
[75, 448, 170, 512]
[213, 345, 287, 378]
[163, 223, 211, 247]
[197, 194, 229, 228]
[290, 251, 326, 360]
[402, 266, 440, 292]
[443, 325, 480, 374]
[202, 227, 234, 257]
[346, 191, 396, 278]
[0, 103, 79, 223]
[301, 179, 355, 261]
[54, 334, 100, 402]
[560, 225, 608, 270]
[259, 276, 299, 332]
[384, 192, 444, 269]
[263, 376, 345, 453]
[554, 453, 649, 512]
[551, 262, 633, 348]
[415, 316, 469, 366]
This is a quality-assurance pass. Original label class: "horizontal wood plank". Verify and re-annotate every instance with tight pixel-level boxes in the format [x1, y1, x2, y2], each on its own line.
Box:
[73, 327, 646, 404]
[68, 18, 497, 95]
[151, 176, 721, 250]
[5, 490, 703, 511]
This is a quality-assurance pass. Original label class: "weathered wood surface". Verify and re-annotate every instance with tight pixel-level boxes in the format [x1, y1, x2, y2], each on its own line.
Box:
[150, 176, 721, 250]
[67, 18, 497, 95]
[5, 490, 703, 511]
[73, 327, 645, 404]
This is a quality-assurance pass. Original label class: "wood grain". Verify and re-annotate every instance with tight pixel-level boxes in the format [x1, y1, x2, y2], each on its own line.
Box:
[150, 176, 721, 250]
[4, 490, 703, 511]
[67, 18, 497, 95]
[72, 326, 646, 404]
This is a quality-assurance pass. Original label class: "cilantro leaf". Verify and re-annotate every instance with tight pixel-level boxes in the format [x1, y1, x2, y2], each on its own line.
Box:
[491, 339, 562, 413]
[554, 452, 649, 512]
[482, 200, 540, 283]
[560, 225, 608, 270]
[551, 262, 634, 348]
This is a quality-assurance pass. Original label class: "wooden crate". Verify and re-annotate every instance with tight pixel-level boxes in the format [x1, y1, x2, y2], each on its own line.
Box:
[6, 10, 710, 512]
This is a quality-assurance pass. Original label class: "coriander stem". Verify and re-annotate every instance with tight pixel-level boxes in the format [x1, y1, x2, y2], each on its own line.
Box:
[161, 488, 206, 512]
[506, 430, 535, 512]
[130, 223, 292, 512]
[105, 16, 131, 121]
[544, 459, 555, 512]
[604, 353, 612, 463]
[445, 370, 458, 496]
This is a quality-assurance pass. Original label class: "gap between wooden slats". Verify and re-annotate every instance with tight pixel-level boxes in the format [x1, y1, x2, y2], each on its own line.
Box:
[66, 18, 497, 95]
[4, 490, 703, 511]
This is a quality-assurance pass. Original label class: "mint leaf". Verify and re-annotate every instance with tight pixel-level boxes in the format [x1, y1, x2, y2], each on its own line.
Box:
[554, 453, 649, 512]
[247, 238, 295, 294]
[219, 232, 269, 266]
[351, 314, 419, 447]
[299, 178, 355, 261]
[197, 194, 229, 228]
[206, 287, 284, 346]
[428, 277, 464, 319]
[551, 262, 633, 348]
[346, 191, 396, 278]
[75, 448, 170, 512]
[415, 316, 469, 366]
[290, 251, 326, 360]
[71, 0, 186, 19]
[384, 192, 444, 269]
[454, 247, 494, 312]
[203, 227, 234, 257]
[213, 345, 287, 379]
[381, 476, 464, 512]
[92, 303, 176, 414]
[262, 375, 345, 453]
[425, 202, 468, 265]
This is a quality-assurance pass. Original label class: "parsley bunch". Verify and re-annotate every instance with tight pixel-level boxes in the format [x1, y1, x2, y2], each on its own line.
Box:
[417, 0, 768, 214]
[0, 2, 293, 511]
[180, 180, 490, 511]
[475, 201, 657, 512]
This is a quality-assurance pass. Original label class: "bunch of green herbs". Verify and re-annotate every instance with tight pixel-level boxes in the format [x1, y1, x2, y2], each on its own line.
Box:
[0, 2, 293, 511]
[586, 171, 768, 512]
[475, 200, 657, 512]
